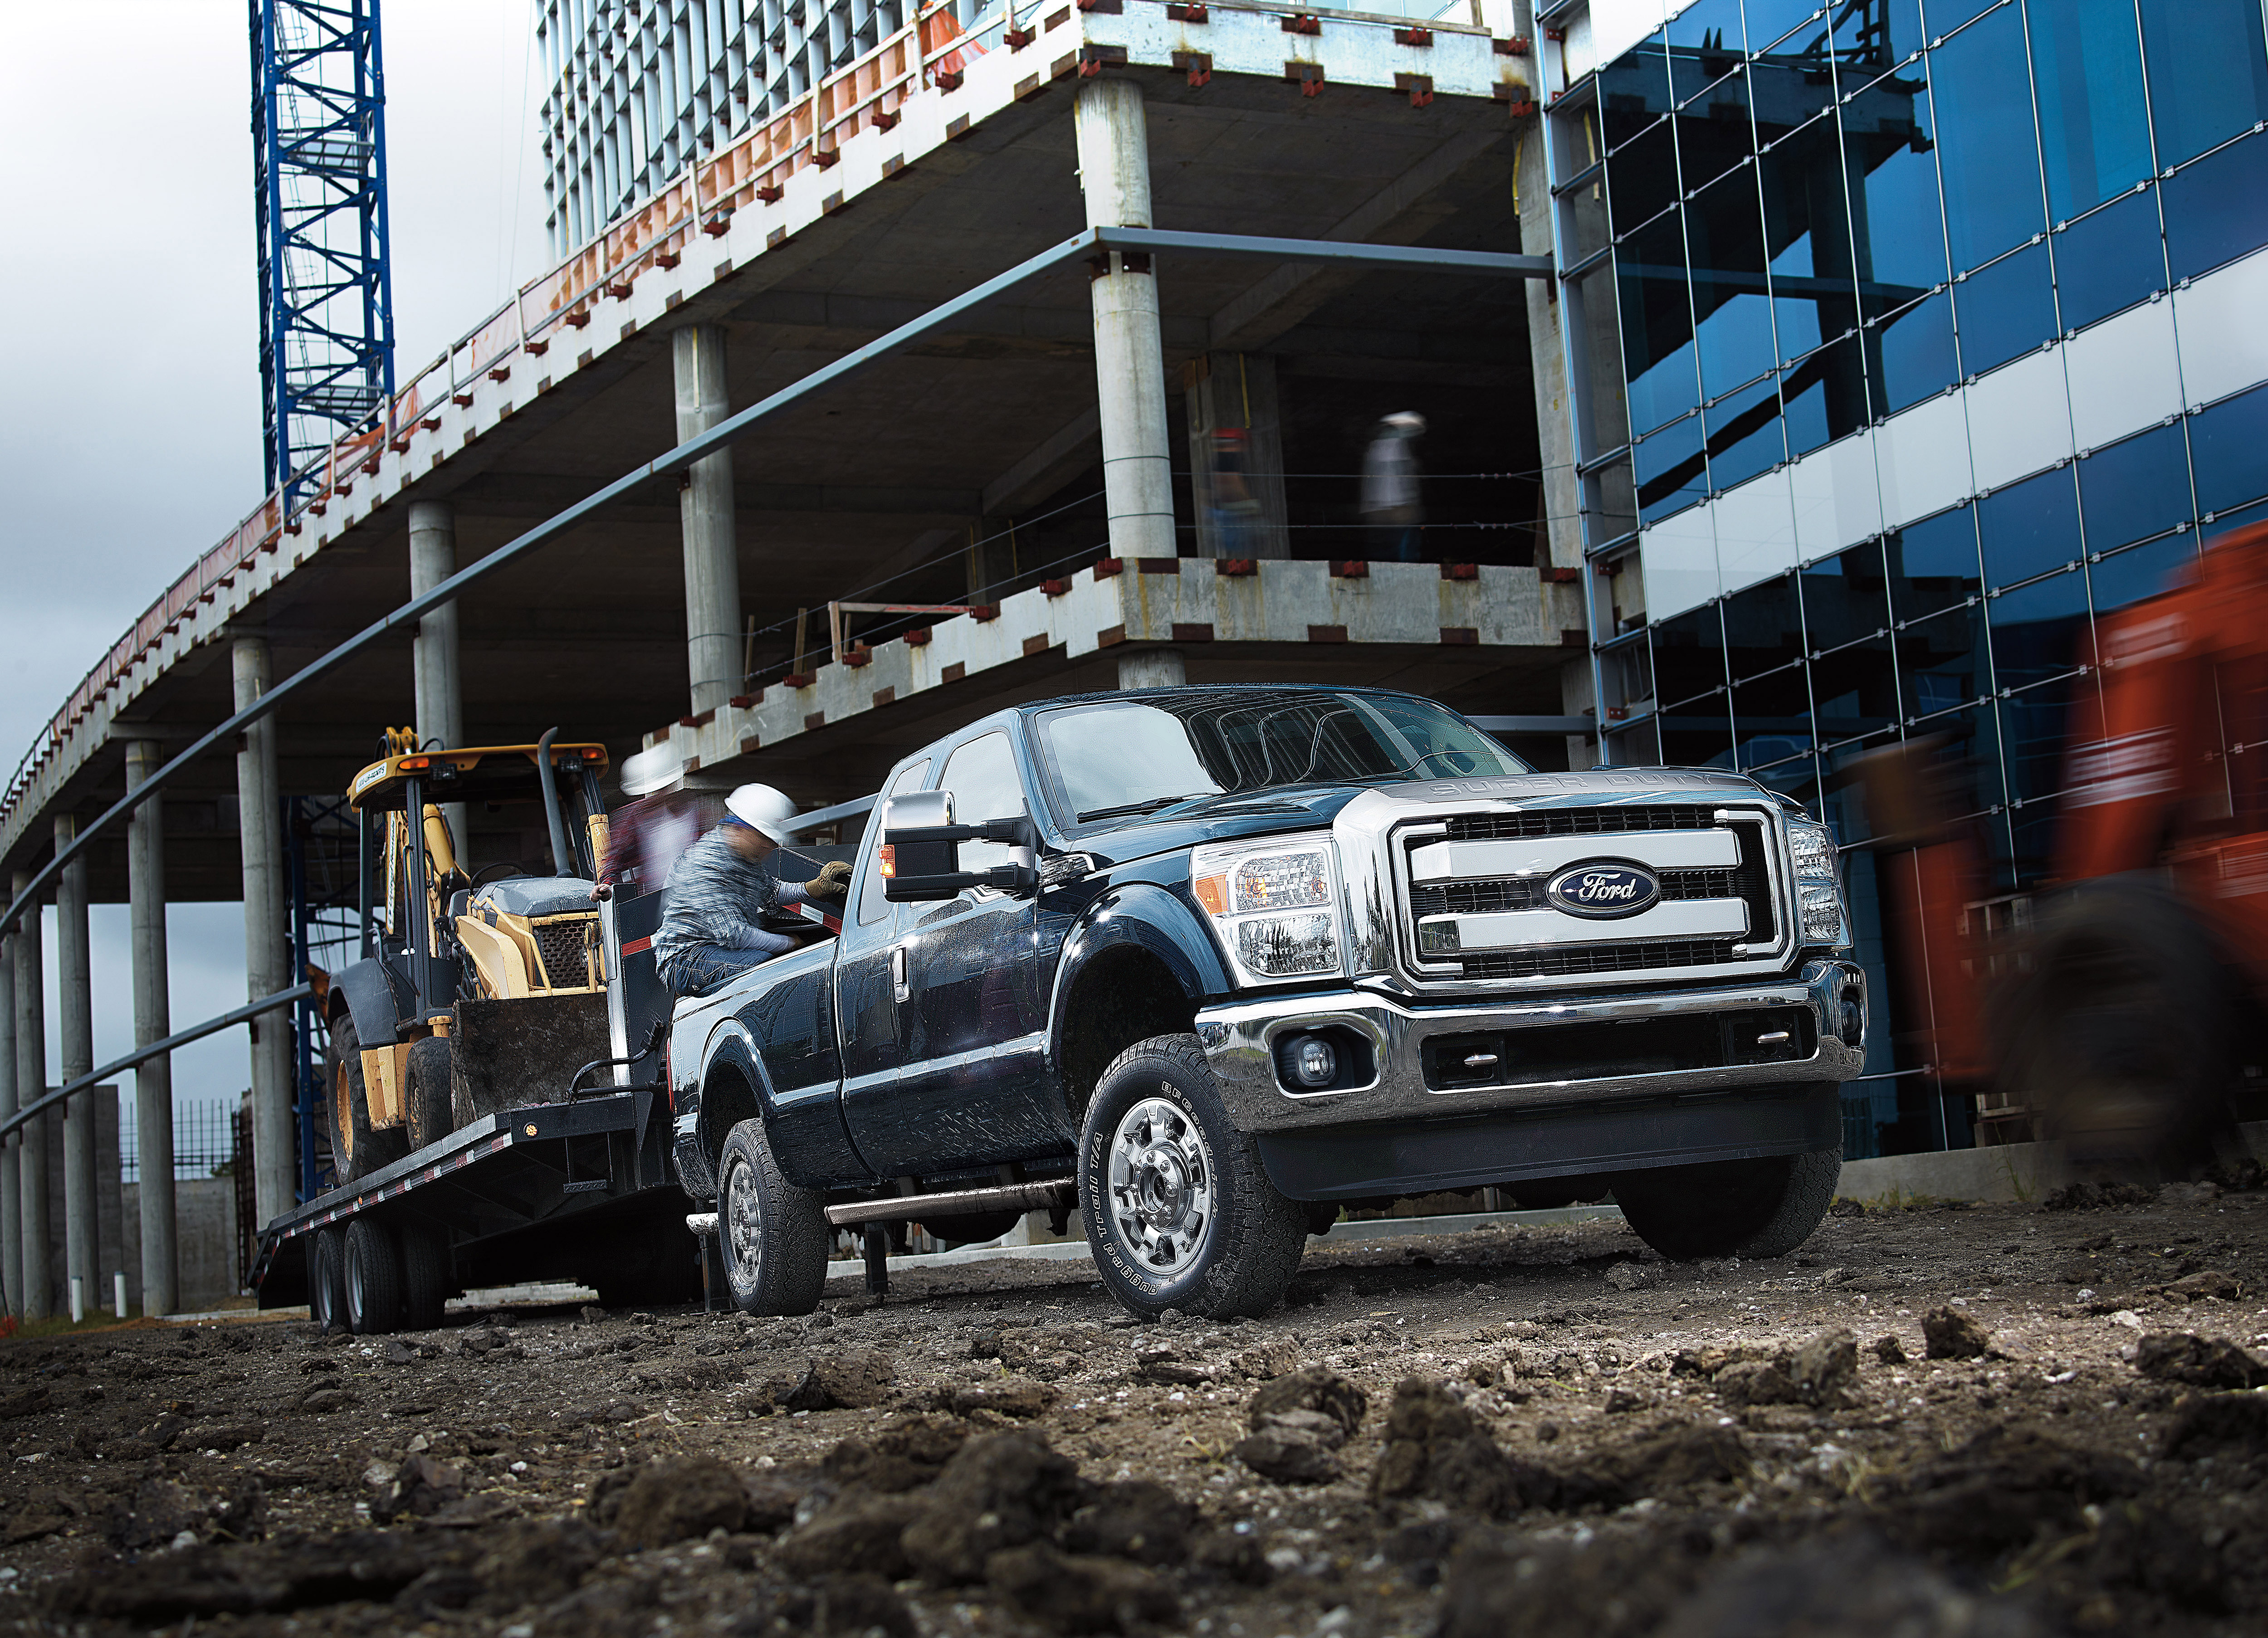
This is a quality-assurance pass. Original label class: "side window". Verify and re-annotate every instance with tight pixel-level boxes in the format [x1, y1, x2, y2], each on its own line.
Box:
[858, 758, 932, 926]
[937, 731, 1028, 877]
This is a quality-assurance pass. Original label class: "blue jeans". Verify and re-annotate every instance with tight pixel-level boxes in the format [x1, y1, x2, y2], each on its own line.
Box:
[664, 944, 775, 999]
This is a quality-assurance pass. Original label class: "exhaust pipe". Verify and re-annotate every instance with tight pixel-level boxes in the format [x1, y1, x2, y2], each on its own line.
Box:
[824, 1179, 1074, 1227]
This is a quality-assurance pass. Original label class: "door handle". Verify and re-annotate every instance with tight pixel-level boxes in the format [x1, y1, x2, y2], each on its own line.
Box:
[891, 945, 909, 1004]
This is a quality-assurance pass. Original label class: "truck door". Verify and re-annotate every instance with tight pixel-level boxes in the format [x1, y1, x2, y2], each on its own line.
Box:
[834, 759, 931, 1171]
[851, 730, 1059, 1175]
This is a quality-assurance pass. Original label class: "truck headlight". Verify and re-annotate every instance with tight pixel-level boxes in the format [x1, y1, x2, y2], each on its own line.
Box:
[1192, 833, 1346, 983]
[1787, 816, 1848, 946]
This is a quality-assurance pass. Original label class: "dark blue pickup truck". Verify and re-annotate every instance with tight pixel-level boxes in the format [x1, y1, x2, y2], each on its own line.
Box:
[667, 684, 1866, 1320]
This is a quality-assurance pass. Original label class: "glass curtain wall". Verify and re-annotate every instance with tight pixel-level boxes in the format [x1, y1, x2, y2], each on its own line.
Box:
[1550, 0, 2268, 1155]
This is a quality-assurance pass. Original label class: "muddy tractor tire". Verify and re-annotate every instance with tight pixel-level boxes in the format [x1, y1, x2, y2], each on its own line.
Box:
[328, 1012, 408, 1183]
[1995, 874, 2244, 1182]
[343, 1216, 405, 1335]
[1080, 1033, 1309, 1320]
[1611, 1146, 1842, 1262]
[405, 1037, 455, 1153]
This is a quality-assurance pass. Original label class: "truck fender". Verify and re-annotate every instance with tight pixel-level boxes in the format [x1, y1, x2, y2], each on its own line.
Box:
[676, 1020, 775, 1202]
[1045, 882, 1231, 1077]
[331, 956, 406, 1048]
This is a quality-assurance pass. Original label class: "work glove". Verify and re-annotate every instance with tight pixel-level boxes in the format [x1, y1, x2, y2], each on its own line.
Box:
[803, 859, 852, 902]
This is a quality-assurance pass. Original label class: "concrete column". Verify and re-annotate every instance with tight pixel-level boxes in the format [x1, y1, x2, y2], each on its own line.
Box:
[1075, 79, 1177, 561]
[672, 325, 744, 717]
[1118, 649, 1186, 690]
[56, 816, 97, 1318]
[127, 741, 176, 1317]
[12, 869, 48, 1318]
[1185, 352, 1290, 561]
[0, 928, 17, 1317]
[234, 638, 296, 1227]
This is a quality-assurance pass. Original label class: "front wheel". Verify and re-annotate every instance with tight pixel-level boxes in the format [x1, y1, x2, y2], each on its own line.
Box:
[328, 1012, 407, 1182]
[1610, 1147, 1842, 1262]
[716, 1118, 829, 1316]
[1080, 1033, 1308, 1320]
[405, 1037, 454, 1153]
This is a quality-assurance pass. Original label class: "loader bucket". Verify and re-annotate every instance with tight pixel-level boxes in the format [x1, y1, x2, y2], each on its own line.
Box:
[451, 993, 615, 1123]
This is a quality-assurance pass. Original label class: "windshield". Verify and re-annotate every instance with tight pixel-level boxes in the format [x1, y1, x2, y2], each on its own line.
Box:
[1040, 690, 1529, 823]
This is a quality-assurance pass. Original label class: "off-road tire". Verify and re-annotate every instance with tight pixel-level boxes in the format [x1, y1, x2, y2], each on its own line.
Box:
[400, 1222, 452, 1332]
[716, 1117, 829, 1316]
[309, 1227, 348, 1333]
[343, 1216, 405, 1334]
[405, 1037, 455, 1153]
[1994, 873, 2243, 1181]
[1611, 1147, 1842, 1262]
[1080, 1033, 1308, 1320]
[328, 1012, 407, 1182]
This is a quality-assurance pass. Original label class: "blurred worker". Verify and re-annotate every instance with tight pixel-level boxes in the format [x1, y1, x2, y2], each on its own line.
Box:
[592, 746, 722, 900]
[1359, 411, 1427, 563]
[652, 784, 851, 998]
[1205, 428, 1264, 559]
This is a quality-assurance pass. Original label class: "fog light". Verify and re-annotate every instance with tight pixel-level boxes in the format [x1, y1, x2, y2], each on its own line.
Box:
[1838, 989, 1865, 1048]
[1288, 1034, 1338, 1088]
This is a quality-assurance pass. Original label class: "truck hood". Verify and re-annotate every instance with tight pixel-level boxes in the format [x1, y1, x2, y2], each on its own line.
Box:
[1074, 766, 1778, 866]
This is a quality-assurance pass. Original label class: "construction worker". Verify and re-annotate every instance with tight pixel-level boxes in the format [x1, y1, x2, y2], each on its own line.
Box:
[591, 745, 721, 901]
[652, 784, 851, 998]
[1359, 410, 1427, 563]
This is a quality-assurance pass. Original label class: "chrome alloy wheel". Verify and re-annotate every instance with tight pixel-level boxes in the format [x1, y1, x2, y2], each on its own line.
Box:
[725, 1155, 763, 1283]
[1107, 1095, 1216, 1277]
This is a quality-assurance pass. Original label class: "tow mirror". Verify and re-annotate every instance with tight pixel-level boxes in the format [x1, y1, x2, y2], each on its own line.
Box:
[881, 790, 1039, 901]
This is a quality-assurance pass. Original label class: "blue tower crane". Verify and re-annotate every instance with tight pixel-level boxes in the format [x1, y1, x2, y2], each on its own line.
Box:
[250, 0, 396, 505]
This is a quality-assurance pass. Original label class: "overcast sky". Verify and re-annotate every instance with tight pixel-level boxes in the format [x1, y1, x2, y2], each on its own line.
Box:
[0, 1, 550, 1122]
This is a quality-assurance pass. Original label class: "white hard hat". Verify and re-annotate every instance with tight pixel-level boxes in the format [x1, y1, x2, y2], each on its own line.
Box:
[725, 783, 797, 844]
[1383, 411, 1427, 435]
[619, 744, 685, 797]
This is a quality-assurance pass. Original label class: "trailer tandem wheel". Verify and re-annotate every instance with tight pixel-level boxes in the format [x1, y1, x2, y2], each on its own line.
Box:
[344, 1216, 406, 1334]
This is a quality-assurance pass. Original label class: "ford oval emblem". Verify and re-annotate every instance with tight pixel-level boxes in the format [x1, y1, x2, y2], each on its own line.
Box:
[1545, 862, 1660, 920]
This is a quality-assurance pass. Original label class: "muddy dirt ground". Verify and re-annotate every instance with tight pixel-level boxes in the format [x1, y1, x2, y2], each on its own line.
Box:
[5, 1182, 2268, 1637]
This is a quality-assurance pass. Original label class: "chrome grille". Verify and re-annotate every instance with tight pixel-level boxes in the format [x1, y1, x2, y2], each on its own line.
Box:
[531, 916, 596, 989]
[1398, 804, 1788, 988]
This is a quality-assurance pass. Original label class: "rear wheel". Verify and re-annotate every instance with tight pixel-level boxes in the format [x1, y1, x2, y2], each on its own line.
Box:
[716, 1118, 829, 1316]
[343, 1216, 405, 1334]
[1080, 1033, 1308, 1320]
[405, 1037, 455, 1153]
[1997, 875, 2242, 1181]
[1611, 1147, 1841, 1262]
[328, 1013, 407, 1182]
[400, 1222, 452, 1332]
[309, 1228, 347, 1333]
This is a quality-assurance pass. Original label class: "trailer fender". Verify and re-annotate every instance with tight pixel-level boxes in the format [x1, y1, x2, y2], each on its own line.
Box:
[332, 956, 406, 1047]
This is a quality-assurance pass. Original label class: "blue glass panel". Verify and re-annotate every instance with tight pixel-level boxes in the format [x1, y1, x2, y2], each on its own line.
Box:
[1844, 71, 1949, 297]
[1617, 211, 1700, 434]
[1608, 119, 1681, 235]
[1806, 638, 1902, 744]
[1986, 568, 2090, 697]
[1651, 601, 1731, 705]
[2077, 422, 2192, 552]
[1897, 606, 1992, 714]
[1759, 113, 1859, 365]
[1660, 712, 1738, 768]
[1920, 0, 1995, 34]
[2163, 131, 2268, 283]
[2137, 0, 2268, 168]
[1635, 414, 1711, 522]
[1783, 334, 1871, 456]
[1829, 0, 1926, 85]
[1601, 32, 1675, 149]
[2088, 531, 2201, 613]
[2001, 678, 2078, 872]
[1668, 0, 1748, 58]
[1686, 170, 1779, 397]
[1930, 6, 2047, 271]
[1735, 666, 1818, 767]
[1705, 374, 1788, 492]
[1724, 571, 1804, 678]
[1746, 55, 1837, 137]
[1978, 465, 2083, 591]
[1745, 0, 1829, 56]
[1953, 242, 2056, 375]
[2027, 0, 2154, 221]
[2051, 189, 2166, 331]
[1869, 289, 1958, 414]
[1799, 538, 1895, 650]
[1675, 68, 1757, 192]
[1886, 503, 1982, 624]
[2191, 382, 2268, 516]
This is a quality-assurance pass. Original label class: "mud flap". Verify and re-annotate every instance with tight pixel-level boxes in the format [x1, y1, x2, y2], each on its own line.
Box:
[451, 993, 615, 1122]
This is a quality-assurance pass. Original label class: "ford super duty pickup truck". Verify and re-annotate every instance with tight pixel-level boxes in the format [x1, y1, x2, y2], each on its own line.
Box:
[668, 684, 1867, 1320]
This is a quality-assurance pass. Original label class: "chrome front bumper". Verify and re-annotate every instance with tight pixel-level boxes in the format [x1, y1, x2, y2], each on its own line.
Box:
[1197, 960, 1866, 1133]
